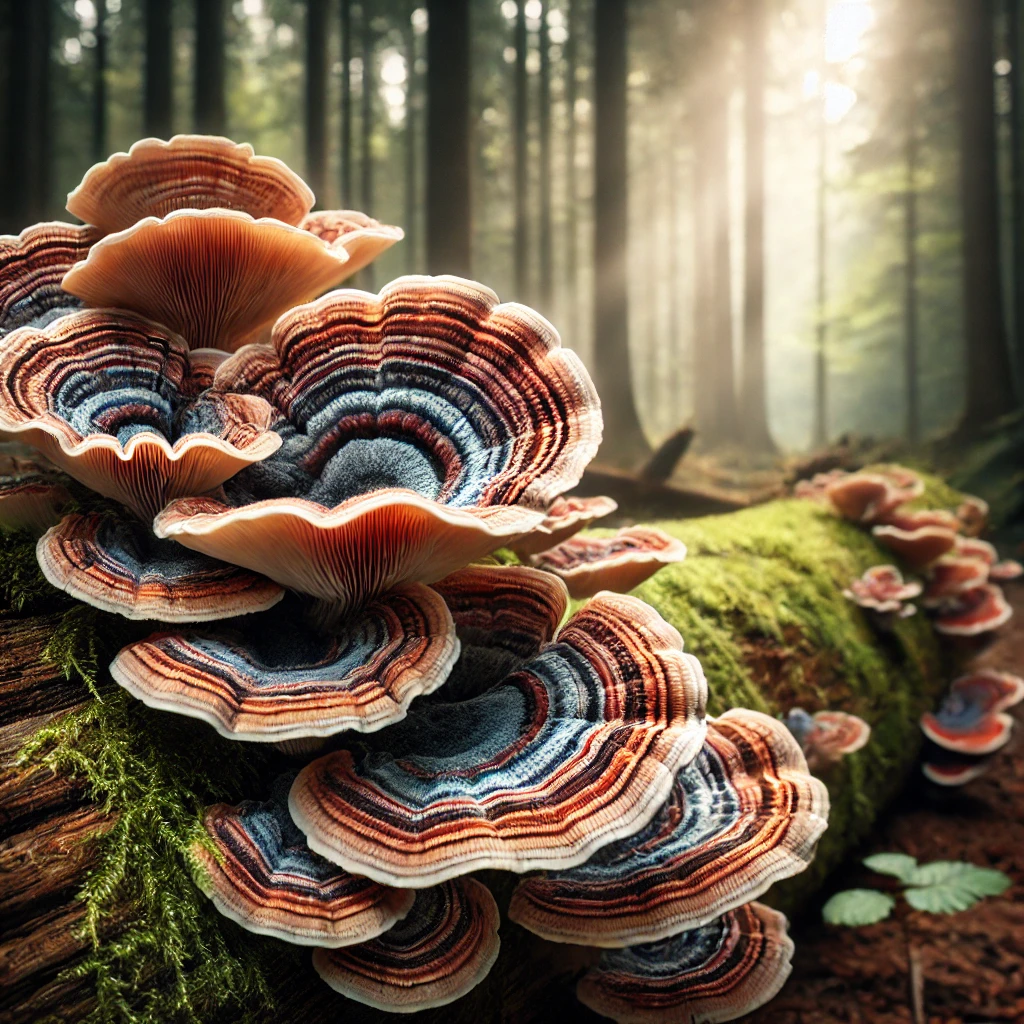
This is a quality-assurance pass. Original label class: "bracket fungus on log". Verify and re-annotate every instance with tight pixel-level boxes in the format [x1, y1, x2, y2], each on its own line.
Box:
[824, 469, 922, 524]
[288, 591, 707, 887]
[0, 310, 281, 519]
[312, 878, 501, 1013]
[527, 526, 687, 599]
[508, 709, 829, 948]
[919, 670, 1024, 756]
[0, 455, 72, 534]
[923, 556, 992, 606]
[66, 134, 316, 232]
[871, 523, 959, 569]
[110, 585, 458, 745]
[154, 277, 601, 610]
[842, 565, 921, 616]
[782, 708, 871, 772]
[576, 901, 794, 1024]
[931, 583, 1013, 636]
[37, 511, 284, 621]
[510, 494, 619, 558]
[193, 773, 414, 948]
[0, 222, 100, 337]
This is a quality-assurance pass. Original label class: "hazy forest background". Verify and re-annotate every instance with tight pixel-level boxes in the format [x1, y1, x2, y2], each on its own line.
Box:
[1, 0, 1022, 469]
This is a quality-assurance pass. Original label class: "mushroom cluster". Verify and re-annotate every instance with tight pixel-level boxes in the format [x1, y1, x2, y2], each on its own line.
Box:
[1, 136, 831, 1019]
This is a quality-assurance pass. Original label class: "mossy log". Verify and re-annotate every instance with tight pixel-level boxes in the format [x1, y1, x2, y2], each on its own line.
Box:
[0, 498, 948, 1024]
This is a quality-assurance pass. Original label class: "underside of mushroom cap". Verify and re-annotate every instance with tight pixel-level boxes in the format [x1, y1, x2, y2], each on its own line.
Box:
[932, 584, 1012, 636]
[527, 526, 687, 599]
[110, 584, 458, 743]
[288, 592, 707, 887]
[0, 222, 100, 337]
[576, 902, 795, 1024]
[67, 135, 316, 232]
[508, 709, 829, 948]
[312, 878, 501, 1013]
[871, 523, 959, 569]
[61, 209, 352, 352]
[824, 470, 921, 524]
[510, 494, 619, 558]
[37, 510, 284, 621]
[299, 210, 404, 280]
[428, 563, 569, 702]
[193, 773, 414, 947]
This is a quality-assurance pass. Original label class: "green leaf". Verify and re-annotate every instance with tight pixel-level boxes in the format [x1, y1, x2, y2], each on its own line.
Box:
[822, 889, 896, 927]
[904, 861, 1011, 915]
[863, 852, 918, 883]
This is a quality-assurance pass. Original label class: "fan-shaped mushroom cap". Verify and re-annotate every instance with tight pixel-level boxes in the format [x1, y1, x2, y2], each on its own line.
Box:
[0, 310, 281, 519]
[576, 902, 794, 1024]
[990, 559, 1023, 581]
[0, 223, 100, 337]
[873, 506, 962, 532]
[154, 278, 602, 609]
[194, 773, 414, 947]
[842, 565, 921, 614]
[527, 526, 687, 599]
[923, 556, 992, 605]
[956, 495, 989, 536]
[921, 756, 992, 787]
[793, 468, 848, 502]
[110, 584, 458, 744]
[871, 523, 959, 569]
[932, 584, 1012, 636]
[66, 135, 315, 232]
[61, 210, 352, 352]
[508, 709, 829, 948]
[825, 469, 921, 524]
[37, 510, 284, 621]
[312, 878, 501, 1013]
[802, 710, 871, 769]
[429, 563, 568, 701]
[299, 210, 404, 279]
[919, 669, 1024, 756]
[0, 455, 72, 534]
[510, 494, 619, 558]
[288, 593, 707, 887]
[954, 537, 1024, 582]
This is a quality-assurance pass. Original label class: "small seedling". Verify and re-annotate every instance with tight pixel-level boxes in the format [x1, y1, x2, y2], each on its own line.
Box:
[822, 853, 1011, 926]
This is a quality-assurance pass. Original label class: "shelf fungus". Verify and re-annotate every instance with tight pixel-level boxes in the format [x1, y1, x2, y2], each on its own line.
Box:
[871, 523, 959, 569]
[955, 495, 990, 536]
[782, 708, 871, 772]
[923, 556, 992, 606]
[824, 467, 922, 524]
[299, 209, 405, 282]
[842, 564, 920, 620]
[193, 774, 414, 947]
[0, 454, 72, 534]
[510, 494, 619, 558]
[110, 585, 458, 746]
[920, 670, 1024, 757]
[37, 511, 284, 621]
[576, 901, 795, 1024]
[66, 134, 316, 232]
[312, 878, 501, 1013]
[0, 310, 281, 520]
[526, 526, 687, 599]
[288, 592, 707, 887]
[154, 278, 601, 611]
[930, 583, 1013, 636]
[951, 536, 1023, 584]
[0, 222, 101, 337]
[508, 709, 829, 948]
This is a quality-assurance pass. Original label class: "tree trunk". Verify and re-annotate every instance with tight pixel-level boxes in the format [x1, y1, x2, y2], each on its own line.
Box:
[403, 4, 418, 272]
[514, 2, 529, 301]
[340, 0, 353, 207]
[955, 0, 1018, 430]
[813, 31, 829, 448]
[563, 0, 579, 347]
[1009, 0, 1024, 391]
[592, 0, 650, 467]
[904, 15, 921, 445]
[740, 0, 775, 452]
[194, 0, 226, 136]
[692, 72, 716, 445]
[360, 8, 376, 289]
[92, 0, 107, 163]
[144, 0, 173, 138]
[305, 0, 328, 206]
[538, 2, 553, 314]
[425, 0, 472, 276]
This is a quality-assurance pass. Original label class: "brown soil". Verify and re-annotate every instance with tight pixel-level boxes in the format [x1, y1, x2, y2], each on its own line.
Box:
[749, 578, 1024, 1024]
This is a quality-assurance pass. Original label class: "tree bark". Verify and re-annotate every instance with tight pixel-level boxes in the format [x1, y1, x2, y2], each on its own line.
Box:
[305, 0, 328, 206]
[592, 0, 650, 467]
[92, 0, 108, 163]
[360, 7, 376, 289]
[340, 0, 353, 207]
[904, 2, 921, 444]
[1009, 0, 1024, 391]
[425, 0, 472, 276]
[740, 0, 775, 452]
[514, 2, 529, 301]
[955, 0, 1018, 430]
[194, 0, 226, 136]
[403, 3, 418, 272]
[144, 0, 173, 138]
[538, 2, 553, 314]
[813, 0, 829, 449]
[563, 0, 579, 347]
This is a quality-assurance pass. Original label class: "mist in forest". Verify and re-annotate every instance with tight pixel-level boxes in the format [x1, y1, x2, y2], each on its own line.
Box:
[2, 0, 1021, 466]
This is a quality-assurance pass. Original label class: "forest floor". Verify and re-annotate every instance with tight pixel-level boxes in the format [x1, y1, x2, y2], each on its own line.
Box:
[749, 576, 1024, 1024]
